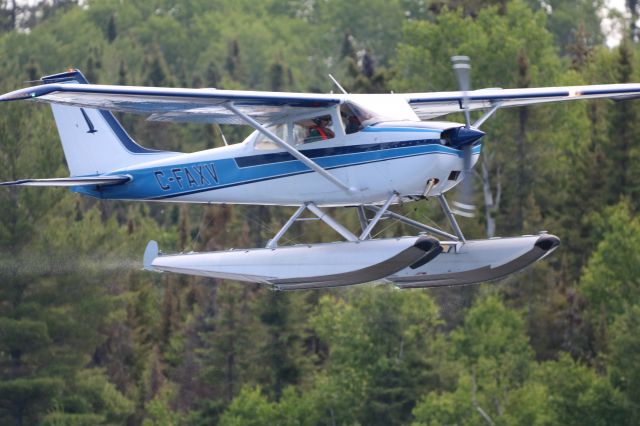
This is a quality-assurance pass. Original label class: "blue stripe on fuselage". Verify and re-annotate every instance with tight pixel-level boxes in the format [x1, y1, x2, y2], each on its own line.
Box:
[74, 140, 481, 200]
[362, 127, 442, 133]
[235, 138, 442, 167]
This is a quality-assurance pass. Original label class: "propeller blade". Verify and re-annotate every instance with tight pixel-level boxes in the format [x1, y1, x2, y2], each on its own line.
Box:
[452, 144, 476, 218]
[451, 55, 476, 217]
[452, 55, 472, 128]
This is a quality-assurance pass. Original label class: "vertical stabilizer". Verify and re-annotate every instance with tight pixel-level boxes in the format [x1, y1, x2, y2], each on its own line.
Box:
[41, 70, 176, 176]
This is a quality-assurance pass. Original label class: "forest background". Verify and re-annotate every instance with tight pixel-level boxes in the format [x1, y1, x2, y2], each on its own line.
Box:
[1, 0, 640, 425]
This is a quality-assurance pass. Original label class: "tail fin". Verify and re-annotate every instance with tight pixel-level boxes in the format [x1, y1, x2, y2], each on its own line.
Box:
[41, 70, 176, 176]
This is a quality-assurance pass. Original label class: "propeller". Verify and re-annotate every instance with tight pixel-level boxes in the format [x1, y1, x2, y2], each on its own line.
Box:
[451, 55, 477, 218]
[452, 55, 472, 128]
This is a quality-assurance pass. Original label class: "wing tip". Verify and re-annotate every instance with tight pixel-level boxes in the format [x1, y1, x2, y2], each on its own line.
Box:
[41, 68, 88, 84]
[0, 68, 87, 103]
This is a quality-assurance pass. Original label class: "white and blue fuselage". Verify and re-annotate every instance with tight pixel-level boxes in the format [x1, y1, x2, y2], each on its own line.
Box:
[76, 121, 481, 206]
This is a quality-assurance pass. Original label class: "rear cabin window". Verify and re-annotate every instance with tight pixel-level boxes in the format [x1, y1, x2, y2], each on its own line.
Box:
[254, 124, 286, 150]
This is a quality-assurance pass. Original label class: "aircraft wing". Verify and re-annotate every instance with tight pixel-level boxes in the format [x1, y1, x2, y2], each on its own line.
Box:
[5, 79, 640, 123]
[0, 82, 342, 125]
[405, 84, 640, 119]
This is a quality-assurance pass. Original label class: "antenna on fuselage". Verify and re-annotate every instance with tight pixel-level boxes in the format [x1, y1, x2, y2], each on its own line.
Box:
[328, 74, 348, 94]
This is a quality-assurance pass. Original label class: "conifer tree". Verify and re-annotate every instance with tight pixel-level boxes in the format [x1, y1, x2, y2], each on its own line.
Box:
[106, 13, 116, 43]
[608, 38, 639, 202]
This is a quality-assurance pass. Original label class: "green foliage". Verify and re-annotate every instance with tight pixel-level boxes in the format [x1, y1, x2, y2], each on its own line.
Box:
[0, 377, 63, 425]
[452, 294, 533, 382]
[393, 0, 560, 92]
[0, 318, 51, 355]
[310, 289, 443, 425]
[580, 201, 640, 324]
[0, 0, 639, 425]
[536, 354, 629, 426]
[255, 292, 308, 399]
[315, 0, 405, 65]
[609, 305, 640, 418]
[527, 0, 605, 54]
[218, 386, 277, 426]
[413, 295, 536, 425]
[45, 369, 134, 425]
[414, 296, 632, 426]
[142, 383, 184, 426]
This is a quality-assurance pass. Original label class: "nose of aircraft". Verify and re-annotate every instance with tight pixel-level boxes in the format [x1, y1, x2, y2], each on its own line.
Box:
[441, 126, 485, 148]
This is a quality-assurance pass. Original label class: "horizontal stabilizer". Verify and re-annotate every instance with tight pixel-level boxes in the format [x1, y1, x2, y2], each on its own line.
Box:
[0, 175, 131, 187]
[143, 240, 159, 271]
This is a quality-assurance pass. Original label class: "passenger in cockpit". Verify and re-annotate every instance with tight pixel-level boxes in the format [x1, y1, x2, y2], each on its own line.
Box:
[306, 116, 334, 142]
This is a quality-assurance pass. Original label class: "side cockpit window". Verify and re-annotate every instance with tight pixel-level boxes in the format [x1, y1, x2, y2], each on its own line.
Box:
[251, 108, 342, 149]
[340, 103, 366, 134]
[293, 115, 336, 144]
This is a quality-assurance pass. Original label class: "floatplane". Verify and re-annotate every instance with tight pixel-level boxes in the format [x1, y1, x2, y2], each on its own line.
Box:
[1, 58, 637, 290]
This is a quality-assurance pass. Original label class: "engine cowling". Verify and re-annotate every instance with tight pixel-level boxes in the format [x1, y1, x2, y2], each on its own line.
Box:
[441, 126, 485, 148]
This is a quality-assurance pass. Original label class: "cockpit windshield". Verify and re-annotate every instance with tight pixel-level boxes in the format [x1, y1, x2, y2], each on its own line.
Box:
[244, 96, 419, 149]
[347, 95, 419, 125]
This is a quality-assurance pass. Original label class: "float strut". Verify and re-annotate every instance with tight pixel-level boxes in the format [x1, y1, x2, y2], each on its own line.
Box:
[266, 204, 307, 248]
[365, 206, 459, 241]
[437, 194, 466, 243]
[306, 203, 358, 242]
[360, 192, 397, 240]
[356, 206, 368, 232]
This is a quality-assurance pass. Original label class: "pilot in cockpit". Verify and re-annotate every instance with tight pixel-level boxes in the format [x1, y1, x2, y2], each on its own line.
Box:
[340, 104, 364, 134]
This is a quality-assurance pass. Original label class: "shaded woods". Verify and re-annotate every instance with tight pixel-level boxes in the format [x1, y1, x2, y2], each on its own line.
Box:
[1, 0, 640, 424]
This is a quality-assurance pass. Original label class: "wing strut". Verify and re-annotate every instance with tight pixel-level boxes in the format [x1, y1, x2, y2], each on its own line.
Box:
[473, 101, 502, 129]
[224, 102, 355, 193]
